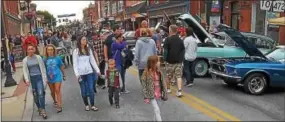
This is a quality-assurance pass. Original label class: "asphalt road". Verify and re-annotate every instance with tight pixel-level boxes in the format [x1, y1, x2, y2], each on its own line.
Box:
[32, 66, 285, 121]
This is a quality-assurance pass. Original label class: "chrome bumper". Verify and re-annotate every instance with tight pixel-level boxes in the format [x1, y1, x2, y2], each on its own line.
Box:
[209, 68, 241, 81]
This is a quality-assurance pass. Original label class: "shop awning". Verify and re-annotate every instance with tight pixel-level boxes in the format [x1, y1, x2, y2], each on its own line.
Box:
[125, 2, 146, 14]
[268, 17, 285, 26]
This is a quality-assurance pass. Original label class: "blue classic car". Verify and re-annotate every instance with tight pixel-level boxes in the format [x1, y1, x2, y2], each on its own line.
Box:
[209, 25, 285, 95]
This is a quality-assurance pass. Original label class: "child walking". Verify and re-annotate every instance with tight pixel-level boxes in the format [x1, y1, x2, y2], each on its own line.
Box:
[106, 59, 121, 109]
[141, 55, 168, 121]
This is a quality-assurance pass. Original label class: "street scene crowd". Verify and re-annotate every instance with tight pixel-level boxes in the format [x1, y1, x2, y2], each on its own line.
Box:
[12, 19, 198, 121]
[1, 0, 285, 121]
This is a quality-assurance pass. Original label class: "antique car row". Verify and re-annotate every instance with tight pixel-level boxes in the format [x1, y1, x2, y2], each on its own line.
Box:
[178, 14, 285, 95]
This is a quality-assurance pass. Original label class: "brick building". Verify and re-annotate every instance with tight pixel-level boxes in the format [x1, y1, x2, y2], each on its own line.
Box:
[2, 0, 21, 36]
[147, 0, 189, 27]
[190, 0, 285, 44]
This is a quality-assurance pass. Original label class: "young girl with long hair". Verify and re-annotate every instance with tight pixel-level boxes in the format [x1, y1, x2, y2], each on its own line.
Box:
[141, 55, 168, 121]
[44, 44, 65, 113]
[22, 44, 48, 119]
[73, 36, 101, 111]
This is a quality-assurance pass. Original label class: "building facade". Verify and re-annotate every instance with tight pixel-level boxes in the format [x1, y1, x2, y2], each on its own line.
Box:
[190, 0, 285, 44]
[2, 0, 21, 36]
[147, 0, 190, 27]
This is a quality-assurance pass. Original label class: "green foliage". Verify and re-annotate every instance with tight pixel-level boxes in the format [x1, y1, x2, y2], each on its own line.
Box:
[36, 10, 57, 26]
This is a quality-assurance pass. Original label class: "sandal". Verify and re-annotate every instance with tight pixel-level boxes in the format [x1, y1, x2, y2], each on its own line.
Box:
[91, 106, 99, 111]
[56, 106, 62, 113]
[40, 110, 48, 119]
[85, 106, 90, 111]
[53, 102, 58, 107]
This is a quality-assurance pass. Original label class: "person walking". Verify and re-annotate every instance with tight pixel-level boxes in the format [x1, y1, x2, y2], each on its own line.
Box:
[141, 55, 167, 121]
[62, 33, 73, 66]
[44, 44, 65, 113]
[22, 44, 48, 119]
[163, 25, 185, 97]
[111, 33, 129, 93]
[183, 27, 198, 87]
[93, 32, 106, 89]
[106, 59, 121, 109]
[134, 28, 157, 84]
[73, 36, 101, 111]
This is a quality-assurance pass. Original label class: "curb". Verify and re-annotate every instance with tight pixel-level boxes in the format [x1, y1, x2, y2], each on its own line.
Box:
[21, 86, 34, 121]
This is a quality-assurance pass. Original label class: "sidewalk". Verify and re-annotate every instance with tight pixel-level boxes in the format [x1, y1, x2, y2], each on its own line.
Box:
[1, 63, 31, 121]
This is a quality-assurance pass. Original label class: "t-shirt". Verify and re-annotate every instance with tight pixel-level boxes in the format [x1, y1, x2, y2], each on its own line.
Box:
[27, 55, 41, 76]
[163, 35, 185, 64]
[104, 33, 115, 59]
[45, 56, 63, 83]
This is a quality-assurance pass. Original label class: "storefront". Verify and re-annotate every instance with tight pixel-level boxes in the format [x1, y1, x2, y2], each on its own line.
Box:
[125, 2, 147, 31]
[147, 1, 188, 27]
[5, 13, 21, 35]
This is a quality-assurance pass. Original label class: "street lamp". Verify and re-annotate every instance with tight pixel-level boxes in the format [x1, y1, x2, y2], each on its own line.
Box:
[1, 11, 17, 87]
[24, 0, 33, 32]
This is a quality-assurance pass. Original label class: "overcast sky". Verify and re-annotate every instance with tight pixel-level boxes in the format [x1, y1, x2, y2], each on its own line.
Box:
[33, 1, 94, 24]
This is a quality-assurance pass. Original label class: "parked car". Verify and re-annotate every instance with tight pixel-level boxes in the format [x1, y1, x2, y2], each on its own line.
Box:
[123, 31, 136, 48]
[212, 32, 277, 54]
[208, 25, 285, 95]
[177, 14, 277, 77]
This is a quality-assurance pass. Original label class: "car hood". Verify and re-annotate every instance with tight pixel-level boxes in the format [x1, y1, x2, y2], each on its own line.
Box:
[178, 14, 217, 46]
[216, 25, 267, 59]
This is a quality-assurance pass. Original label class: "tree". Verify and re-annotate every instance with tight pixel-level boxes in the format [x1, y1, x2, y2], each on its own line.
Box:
[36, 10, 57, 26]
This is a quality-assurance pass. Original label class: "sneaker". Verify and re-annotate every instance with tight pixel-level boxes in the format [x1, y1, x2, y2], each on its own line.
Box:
[116, 105, 120, 109]
[176, 90, 182, 97]
[121, 90, 130, 94]
[167, 89, 171, 93]
[185, 83, 194, 87]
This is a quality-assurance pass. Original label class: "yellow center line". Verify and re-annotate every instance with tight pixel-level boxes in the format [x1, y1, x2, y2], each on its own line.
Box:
[127, 67, 240, 121]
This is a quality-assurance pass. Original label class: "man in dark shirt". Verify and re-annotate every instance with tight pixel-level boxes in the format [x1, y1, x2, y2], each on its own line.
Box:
[163, 25, 185, 97]
[104, 25, 122, 62]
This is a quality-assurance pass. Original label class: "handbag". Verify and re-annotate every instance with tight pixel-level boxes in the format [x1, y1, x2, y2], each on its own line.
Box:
[159, 72, 168, 101]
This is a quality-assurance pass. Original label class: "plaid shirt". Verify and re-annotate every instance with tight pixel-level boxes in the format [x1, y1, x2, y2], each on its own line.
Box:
[93, 39, 105, 63]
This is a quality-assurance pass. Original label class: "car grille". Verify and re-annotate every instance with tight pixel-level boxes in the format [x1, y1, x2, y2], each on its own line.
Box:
[211, 63, 226, 73]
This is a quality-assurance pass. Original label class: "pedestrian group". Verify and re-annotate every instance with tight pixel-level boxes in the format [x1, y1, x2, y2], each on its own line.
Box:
[21, 20, 198, 121]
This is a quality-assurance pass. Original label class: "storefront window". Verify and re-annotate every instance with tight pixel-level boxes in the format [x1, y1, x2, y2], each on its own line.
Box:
[154, 0, 159, 4]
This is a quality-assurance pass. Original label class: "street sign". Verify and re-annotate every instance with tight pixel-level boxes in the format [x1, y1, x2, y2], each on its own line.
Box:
[57, 13, 76, 18]
[260, 0, 285, 12]
[131, 17, 135, 22]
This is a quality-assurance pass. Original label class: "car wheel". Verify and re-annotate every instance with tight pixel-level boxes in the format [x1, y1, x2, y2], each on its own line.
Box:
[243, 73, 268, 95]
[223, 80, 238, 86]
[193, 59, 209, 77]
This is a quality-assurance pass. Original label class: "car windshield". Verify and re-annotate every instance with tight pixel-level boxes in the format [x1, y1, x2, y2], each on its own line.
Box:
[266, 48, 285, 61]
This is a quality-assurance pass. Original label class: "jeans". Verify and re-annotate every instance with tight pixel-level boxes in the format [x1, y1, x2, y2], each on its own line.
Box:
[151, 99, 162, 121]
[183, 60, 194, 84]
[97, 61, 106, 86]
[108, 86, 120, 105]
[79, 73, 95, 106]
[138, 69, 144, 84]
[117, 66, 127, 91]
[30, 75, 46, 110]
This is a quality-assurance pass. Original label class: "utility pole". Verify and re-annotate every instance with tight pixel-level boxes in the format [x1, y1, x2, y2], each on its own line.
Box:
[1, 9, 17, 87]
[219, 0, 224, 24]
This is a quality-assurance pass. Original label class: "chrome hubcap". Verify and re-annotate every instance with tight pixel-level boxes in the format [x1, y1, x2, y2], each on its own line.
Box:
[195, 61, 208, 76]
[248, 77, 265, 93]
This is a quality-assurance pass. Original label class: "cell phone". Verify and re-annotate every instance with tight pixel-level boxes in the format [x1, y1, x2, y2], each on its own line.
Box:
[78, 77, 82, 82]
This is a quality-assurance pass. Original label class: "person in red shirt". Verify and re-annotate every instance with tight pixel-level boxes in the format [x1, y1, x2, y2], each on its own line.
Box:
[135, 20, 152, 39]
[23, 32, 38, 54]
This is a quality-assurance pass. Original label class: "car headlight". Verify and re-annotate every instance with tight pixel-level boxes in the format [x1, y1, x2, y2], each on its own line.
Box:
[233, 69, 238, 75]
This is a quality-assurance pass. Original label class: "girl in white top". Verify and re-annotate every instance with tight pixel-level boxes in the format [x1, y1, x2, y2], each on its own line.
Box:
[73, 36, 101, 111]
